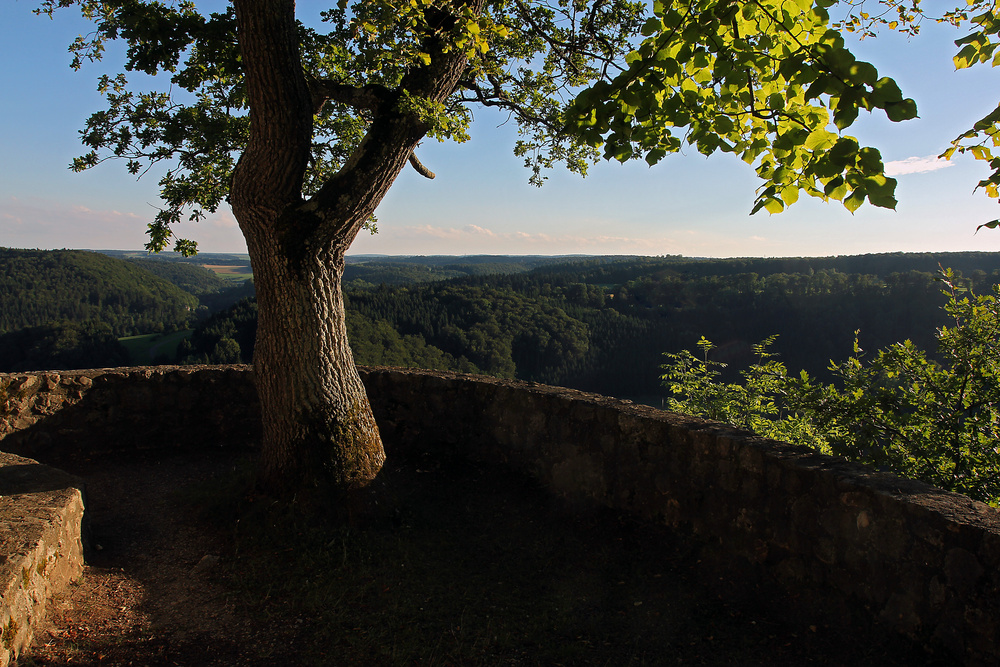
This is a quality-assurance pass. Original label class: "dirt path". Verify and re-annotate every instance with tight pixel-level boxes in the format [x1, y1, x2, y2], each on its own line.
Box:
[26, 450, 294, 666]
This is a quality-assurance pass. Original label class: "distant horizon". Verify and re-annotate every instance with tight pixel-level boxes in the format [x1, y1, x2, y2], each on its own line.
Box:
[42, 247, 1000, 261]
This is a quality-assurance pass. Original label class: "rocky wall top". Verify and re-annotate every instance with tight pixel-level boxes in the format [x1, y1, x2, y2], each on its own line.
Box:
[0, 366, 259, 462]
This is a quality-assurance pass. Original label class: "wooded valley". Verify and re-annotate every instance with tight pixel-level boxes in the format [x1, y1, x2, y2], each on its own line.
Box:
[5, 247, 1000, 403]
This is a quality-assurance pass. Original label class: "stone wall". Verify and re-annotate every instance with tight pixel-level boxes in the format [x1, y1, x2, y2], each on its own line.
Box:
[0, 452, 85, 667]
[3, 365, 1000, 662]
[0, 366, 259, 461]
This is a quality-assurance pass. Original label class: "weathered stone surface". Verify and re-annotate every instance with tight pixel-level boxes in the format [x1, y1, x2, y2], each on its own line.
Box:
[0, 366, 259, 462]
[3, 365, 1000, 663]
[0, 452, 84, 667]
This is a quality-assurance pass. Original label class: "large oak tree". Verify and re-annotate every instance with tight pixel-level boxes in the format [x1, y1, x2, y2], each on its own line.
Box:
[41, 0, 928, 495]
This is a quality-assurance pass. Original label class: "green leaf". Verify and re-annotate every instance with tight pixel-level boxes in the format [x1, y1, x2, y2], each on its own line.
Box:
[955, 44, 979, 69]
[834, 103, 860, 131]
[804, 129, 836, 151]
[871, 77, 903, 105]
[780, 185, 800, 206]
[863, 174, 896, 197]
[868, 192, 897, 209]
[641, 17, 661, 37]
[884, 98, 918, 122]
[843, 190, 866, 212]
[645, 148, 667, 165]
[824, 176, 848, 199]
[846, 61, 878, 85]
[829, 137, 860, 167]
[856, 147, 885, 174]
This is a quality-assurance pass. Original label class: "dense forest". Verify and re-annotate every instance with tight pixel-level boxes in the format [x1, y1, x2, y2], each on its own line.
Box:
[0, 321, 129, 373]
[176, 252, 1000, 400]
[0, 248, 200, 336]
[7, 249, 1000, 397]
[0, 248, 251, 371]
[341, 255, 598, 285]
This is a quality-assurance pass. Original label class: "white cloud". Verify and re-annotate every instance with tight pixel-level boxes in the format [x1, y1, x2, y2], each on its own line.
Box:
[884, 156, 954, 176]
[348, 221, 685, 255]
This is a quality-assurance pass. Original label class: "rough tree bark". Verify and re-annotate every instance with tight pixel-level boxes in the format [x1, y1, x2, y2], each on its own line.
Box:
[229, 0, 480, 495]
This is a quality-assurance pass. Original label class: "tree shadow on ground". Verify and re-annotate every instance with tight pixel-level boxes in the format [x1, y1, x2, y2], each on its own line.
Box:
[24, 446, 945, 666]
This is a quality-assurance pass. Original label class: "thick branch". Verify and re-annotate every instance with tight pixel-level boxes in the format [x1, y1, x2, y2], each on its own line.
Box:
[409, 152, 436, 179]
[306, 0, 489, 247]
[231, 0, 313, 214]
[308, 79, 393, 116]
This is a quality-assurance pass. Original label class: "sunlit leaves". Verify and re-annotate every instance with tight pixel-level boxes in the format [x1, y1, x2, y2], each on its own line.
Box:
[831, 0, 925, 38]
[937, 5, 1000, 212]
[830, 1, 1000, 218]
[565, 0, 917, 215]
[662, 273, 1000, 504]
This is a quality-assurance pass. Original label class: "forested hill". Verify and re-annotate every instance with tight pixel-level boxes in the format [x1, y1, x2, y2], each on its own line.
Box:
[124, 258, 230, 295]
[341, 255, 643, 285]
[8, 249, 1000, 397]
[0, 248, 198, 336]
[179, 251, 1000, 400]
[501, 252, 1000, 285]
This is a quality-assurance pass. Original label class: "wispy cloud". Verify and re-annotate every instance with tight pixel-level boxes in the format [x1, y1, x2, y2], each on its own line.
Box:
[884, 155, 954, 176]
[392, 223, 677, 253]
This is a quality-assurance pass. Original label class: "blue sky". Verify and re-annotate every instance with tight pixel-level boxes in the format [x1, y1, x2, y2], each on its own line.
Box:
[2, 1, 1000, 257]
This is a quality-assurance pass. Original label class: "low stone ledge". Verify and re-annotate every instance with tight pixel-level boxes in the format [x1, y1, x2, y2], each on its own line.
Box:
[0, 452, 85, 667]
[0, 365, 258, 462]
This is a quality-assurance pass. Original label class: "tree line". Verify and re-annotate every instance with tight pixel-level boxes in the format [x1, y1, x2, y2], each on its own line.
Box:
[177, 254, 1000, 402]
[0, 248, 250, 372]
[9, 250, 1000, 403]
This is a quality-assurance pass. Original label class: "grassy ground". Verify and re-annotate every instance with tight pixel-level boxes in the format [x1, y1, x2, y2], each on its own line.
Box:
[202, 264, 253, 281]
[119, 329, 193, 365]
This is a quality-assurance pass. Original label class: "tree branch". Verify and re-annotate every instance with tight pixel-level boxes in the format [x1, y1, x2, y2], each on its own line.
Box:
[308, 79, 393, 116]
[457, 78, 561, 133]
[409, 152, 436, 179]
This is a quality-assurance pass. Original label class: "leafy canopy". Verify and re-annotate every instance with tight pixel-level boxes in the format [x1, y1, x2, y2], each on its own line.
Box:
[565, 0, 919, 215]
[38, 0, 646, 253]
[661, 270, 1000, 505]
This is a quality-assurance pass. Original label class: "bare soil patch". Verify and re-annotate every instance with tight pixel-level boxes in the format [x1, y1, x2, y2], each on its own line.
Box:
[21, 447, 944, 666]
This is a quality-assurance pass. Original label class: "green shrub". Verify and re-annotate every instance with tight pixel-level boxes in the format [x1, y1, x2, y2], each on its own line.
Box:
[661, 270, 1000, 505]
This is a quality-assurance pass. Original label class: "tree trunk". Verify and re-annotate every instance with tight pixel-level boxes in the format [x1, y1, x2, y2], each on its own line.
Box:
[248, 224, 384, 495]
[229, 0, 482, 496]
[230, 0, 385, 496]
